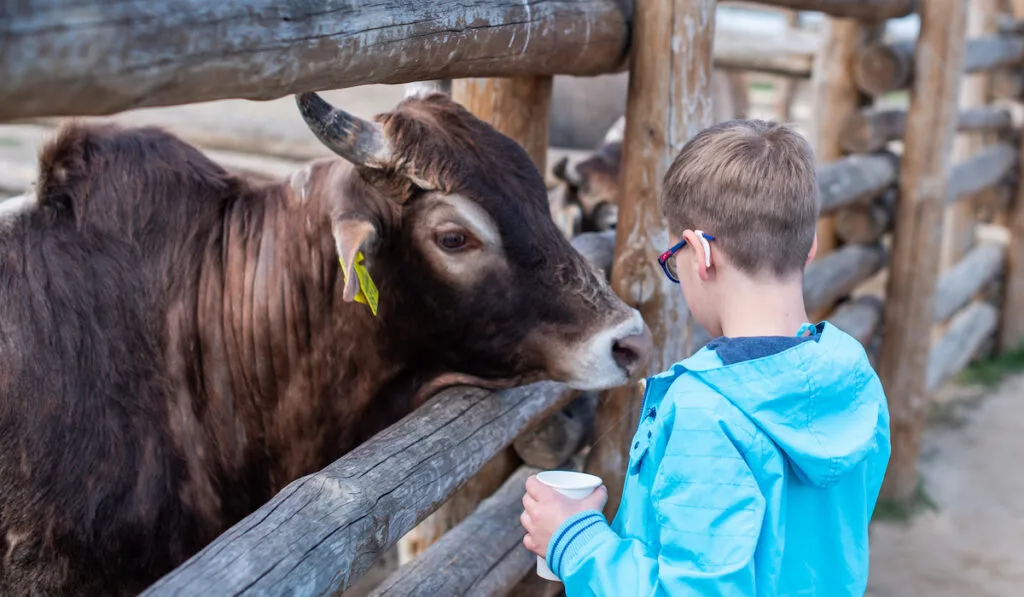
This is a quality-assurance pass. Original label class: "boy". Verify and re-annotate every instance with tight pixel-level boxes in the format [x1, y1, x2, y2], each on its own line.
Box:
[520, 119, 891, 596]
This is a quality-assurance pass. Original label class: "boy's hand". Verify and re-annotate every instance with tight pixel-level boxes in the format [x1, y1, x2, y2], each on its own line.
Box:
[520, 474, 608, 558]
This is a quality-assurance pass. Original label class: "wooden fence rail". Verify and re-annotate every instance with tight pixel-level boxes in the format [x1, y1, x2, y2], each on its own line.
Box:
[0, 0, 631, 121]
[142, 382, 576, 596]
[839, 106, 1013, 154]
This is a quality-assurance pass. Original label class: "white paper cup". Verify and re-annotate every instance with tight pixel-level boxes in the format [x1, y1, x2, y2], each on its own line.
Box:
[534, 470, 604, 582]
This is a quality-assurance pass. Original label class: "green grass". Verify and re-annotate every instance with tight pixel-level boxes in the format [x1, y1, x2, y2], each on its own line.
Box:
[957, 343, 1024, 388]
[0, 137, 20, 147]
[872, 480, 937, 524]
[749, 81, 775, 93]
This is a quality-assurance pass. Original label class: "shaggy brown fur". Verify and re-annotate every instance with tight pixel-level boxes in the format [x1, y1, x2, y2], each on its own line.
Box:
[0, 94, 637, 595]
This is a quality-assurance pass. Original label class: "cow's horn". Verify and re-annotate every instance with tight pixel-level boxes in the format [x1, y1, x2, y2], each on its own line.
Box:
[296, 92, 392, 169]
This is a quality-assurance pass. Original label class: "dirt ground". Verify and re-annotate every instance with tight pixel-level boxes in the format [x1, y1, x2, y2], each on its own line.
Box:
[866, 374, 1024, 597]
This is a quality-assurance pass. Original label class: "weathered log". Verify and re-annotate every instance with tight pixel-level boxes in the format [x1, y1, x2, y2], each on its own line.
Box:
[997, 13, 1024, 35]
[370, 466, 540, 597]
[804, 243, 888, 315]
[828, 295, 885, 347]
[735, 0, 914, 20]
[946, 143, 1017, 205]
[818, 152, 900, 215]
[0, 0, 630, 121]
[926, 301, 999, 392]
[513, 393, 597, 469]
[855, 35, 1024, 96]
[834, 190, 895, 245]
[839, 106, 1013, 154]
[142, 382, 577, 596]
[876, 0, 967, 503]
[773, 11, 804, 120]
[933, 242, 1006, 323]
[713, 24, 818, 78]
[990, 69, 1024, 100]
[586, 0, 715, 520]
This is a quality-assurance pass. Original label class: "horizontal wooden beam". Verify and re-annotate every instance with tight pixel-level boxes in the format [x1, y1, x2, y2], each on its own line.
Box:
[934, 242, 1006, 323]
[946, 142, 1017, 205]
[839, 106, 1013, 154]
[804, 243, 888, 315]
[371, 466, 539, 597]
[0, 0, 630, 121]
[142, 382, 576, 596]
[713, 24, 818, 78]
[855, 35, 1024, 96]
[818, 152, 900, 214]
[828, 294, 885, 347]
[926, 301, 999, 391]
[734, 0, 915, 20]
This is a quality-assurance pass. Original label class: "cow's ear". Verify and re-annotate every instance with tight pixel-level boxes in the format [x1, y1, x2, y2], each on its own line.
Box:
[332, 217, 377, 303]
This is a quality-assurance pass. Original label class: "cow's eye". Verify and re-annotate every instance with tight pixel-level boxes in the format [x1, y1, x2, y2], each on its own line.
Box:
[437, 231, 469, 251]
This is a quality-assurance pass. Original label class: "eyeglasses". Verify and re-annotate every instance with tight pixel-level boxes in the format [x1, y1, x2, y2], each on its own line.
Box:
[657, 231, 716, 283]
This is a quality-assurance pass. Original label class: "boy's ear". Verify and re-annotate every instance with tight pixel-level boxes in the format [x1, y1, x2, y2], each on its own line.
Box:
[806, 232, 818, 267]
[682, 229, 713, 281]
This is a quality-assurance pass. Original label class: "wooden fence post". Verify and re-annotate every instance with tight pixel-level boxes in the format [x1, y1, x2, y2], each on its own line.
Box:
[941, 0, 1001, 271]
[396, 76, 554, 563]
[585, 0, 716, 517]
[807, 16, 884, 319]
[876, 0, 968, 503]
[1001, 0, 1024, 352]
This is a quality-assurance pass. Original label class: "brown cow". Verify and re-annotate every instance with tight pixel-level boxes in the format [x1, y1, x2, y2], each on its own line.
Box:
[552, 116, 624, 235]
[0, 92, 652, 596]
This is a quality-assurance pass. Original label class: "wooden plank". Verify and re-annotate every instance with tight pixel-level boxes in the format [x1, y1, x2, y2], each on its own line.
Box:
[803, 243, 888, 315]
[839, 106, 1013, 154]
[734, 0, 914, 20]
[585, 0, 716, 519]
[855, 35, 1024, 96]
[828, 295, 885, 347]
[945, 143, 1017, 205]
[941, 0, 1001, 273]
[933, 242, 1006, 323]
[876, 0, 967, 503]
[395, 75, 554, 565]
[818, 152, 900, 214]
[926, 301, 999, 391]
[370, 466, 539, 597]
[0, 0, 629, 121]
[142, 382, 577, 596]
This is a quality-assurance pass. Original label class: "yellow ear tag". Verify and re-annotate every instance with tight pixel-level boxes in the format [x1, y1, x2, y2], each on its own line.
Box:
[339, 251, 380, 316]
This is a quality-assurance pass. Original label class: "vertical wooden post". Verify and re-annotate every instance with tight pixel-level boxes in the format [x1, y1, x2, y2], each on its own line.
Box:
[876, 0, 967, 502]
[1001, 0, 1024, 352]
[774, 10, 802, 121]
[396, 76, 553, 563]
[807, 16, 883, 320]
[585, 0, 716, 516]
[940, 0, 1000, 271]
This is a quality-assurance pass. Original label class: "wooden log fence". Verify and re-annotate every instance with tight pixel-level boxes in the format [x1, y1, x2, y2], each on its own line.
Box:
[0, 0, 632, 121]
[7, 0, 1024, 592]
[839, 106, 1013, 154]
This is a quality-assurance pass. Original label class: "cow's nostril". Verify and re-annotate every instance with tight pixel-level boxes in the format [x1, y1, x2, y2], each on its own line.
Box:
[612, 325, 654, 377]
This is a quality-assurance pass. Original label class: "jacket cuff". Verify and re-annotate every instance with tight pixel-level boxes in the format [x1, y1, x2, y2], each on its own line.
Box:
[546, 510, 615, 577]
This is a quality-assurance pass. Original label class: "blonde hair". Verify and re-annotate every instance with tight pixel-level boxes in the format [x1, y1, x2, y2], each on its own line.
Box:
[661, 119, 820, 277]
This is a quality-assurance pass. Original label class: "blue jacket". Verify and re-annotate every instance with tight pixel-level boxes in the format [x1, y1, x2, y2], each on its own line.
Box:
[546, 322, 891, 596]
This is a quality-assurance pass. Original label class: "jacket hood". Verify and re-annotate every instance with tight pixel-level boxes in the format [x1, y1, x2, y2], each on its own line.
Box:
[678, 322, 885, 488]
